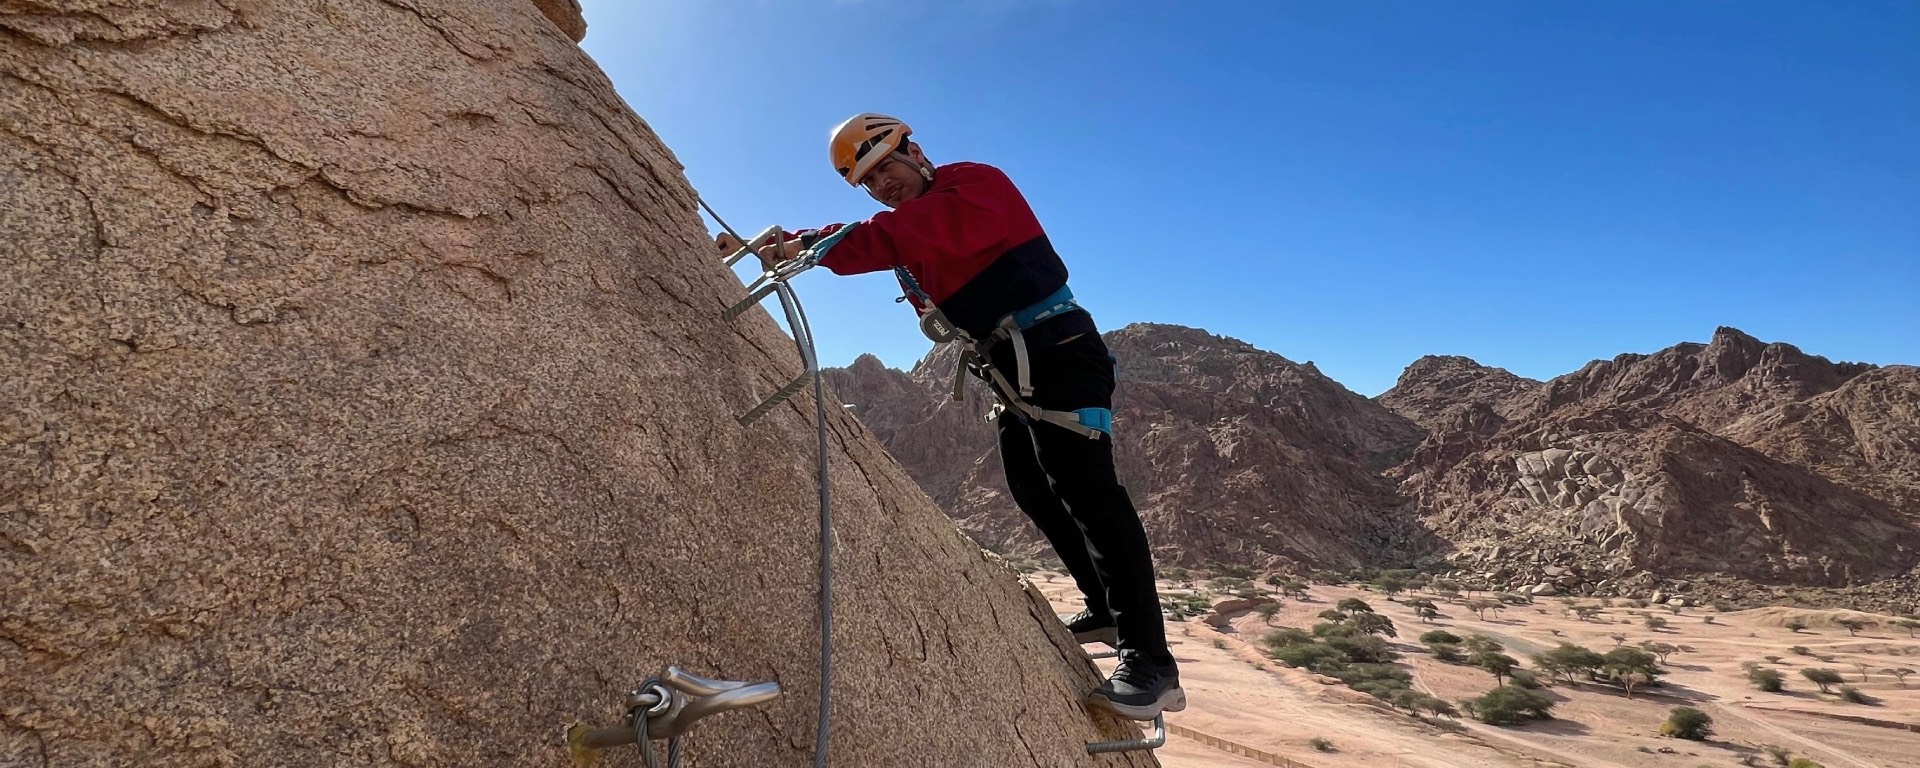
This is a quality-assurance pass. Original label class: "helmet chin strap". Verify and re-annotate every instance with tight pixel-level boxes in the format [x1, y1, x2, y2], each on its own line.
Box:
[888, 147, 935, 193]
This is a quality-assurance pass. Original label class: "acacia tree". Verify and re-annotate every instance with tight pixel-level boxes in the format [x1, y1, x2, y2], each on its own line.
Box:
[1610, 669, 1651, 698]
[1476, 652, 1520, 687]
[1352, 612, 1399, 638]
[1374, 575, 1408, 601]
[1800, 668, 1843, 694]
[1639, 641, 1680, 665]
[1406, 598, 1440, 623]
[1465, 598, 1499, 621]
[1533, 644, 1604, 685]
[1603, 647, 1661, 697]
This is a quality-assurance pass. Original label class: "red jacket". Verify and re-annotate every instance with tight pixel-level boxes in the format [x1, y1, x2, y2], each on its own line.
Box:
[797, 162, 1075, 338]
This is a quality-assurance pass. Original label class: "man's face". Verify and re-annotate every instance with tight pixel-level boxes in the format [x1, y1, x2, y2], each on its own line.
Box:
[860, 144, 930, 208]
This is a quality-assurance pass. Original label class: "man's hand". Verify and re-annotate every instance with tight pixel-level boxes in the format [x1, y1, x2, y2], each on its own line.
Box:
[753, 237, 804, 271]
[715, 230, 803, 271]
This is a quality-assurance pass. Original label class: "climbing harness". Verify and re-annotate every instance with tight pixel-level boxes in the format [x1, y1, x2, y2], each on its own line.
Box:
[889, 266, 961, 343]
[885, 263, 1115, 440]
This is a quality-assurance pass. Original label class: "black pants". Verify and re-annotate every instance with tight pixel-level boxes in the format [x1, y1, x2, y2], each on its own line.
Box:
[984, 319, 1171, 665]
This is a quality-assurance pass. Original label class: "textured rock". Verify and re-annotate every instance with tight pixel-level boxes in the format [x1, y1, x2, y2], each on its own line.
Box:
[1397, 329, 1920, 593]
[1529, 583, 1557, 596]
[1723, 365, 1920, 513]
[822, 350, 994, 513]
[1375, 354, 1539, 430]
[532, 0, 587, 41]
[0, 3, 1154, 766]
[1202, 596, 1278, 628]
[1521, 327, 1876, 431]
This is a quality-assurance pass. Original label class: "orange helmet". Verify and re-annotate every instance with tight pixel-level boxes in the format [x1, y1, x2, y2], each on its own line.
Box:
[830, 113, 912, 186]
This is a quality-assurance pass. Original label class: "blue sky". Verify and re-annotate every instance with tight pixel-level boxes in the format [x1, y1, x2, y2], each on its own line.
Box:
[578, 1, 1917, 396]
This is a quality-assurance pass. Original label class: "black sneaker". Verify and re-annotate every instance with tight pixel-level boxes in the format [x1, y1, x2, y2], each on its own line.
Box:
[1088, 650, 1185, 720]
[1061, 609, 1117, 646]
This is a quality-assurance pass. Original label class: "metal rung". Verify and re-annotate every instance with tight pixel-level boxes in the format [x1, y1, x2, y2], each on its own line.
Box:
[1087, 649, 1119, 660]
[722, 282, 780, 321]
[1086, 713, 1166, 754]
[568, 666, 782, 757]
[738, 371, 809, 426]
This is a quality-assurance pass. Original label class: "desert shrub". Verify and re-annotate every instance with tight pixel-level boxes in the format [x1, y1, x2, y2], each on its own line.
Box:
[1418, 696, 1458, 718]
[1660, 707, 1713, 740]
[1510, 668, 1543, 689]
[1271, 642, 1346, 672]
[1788, 760, 1825, 768]
[1838, 686, 1876, 705]
[1308, 737, 1335, 752]
[1462, 684, 1554, 725]
[1325, 632, 1398, 664]
[1264, 627, 1314, 649]
[1420, 629, 1461, 645]
[1785, 617, 1808, 633]
[1748, 667, 1785, 692]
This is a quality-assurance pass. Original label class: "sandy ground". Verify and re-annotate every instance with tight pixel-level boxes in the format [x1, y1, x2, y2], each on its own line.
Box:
[1028, 572, 1920, 768]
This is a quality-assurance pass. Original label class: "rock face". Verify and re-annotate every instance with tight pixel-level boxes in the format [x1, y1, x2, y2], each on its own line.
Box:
[0, 4, 1153, 767]
[829, 324, 1920, 606]
[532, 0, 588, 41]
[1375, 355, 1539, 430]
[1400, 328, 1920, 592]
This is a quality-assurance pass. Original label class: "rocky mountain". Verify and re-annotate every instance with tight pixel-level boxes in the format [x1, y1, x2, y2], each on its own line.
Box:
[1375, 355, 1539, 430]
[1403, 328, 1920, 595]
[0, 4, 1155, 766]
[829, 324, 1920, 607]
[835, 324, 1431, 571]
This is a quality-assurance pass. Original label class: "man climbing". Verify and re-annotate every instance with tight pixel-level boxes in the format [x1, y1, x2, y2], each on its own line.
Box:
[714, 113, 1184, 720]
